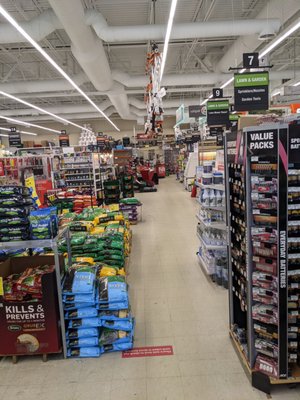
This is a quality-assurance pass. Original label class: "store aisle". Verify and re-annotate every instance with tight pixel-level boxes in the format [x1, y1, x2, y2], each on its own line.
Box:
[0, 177, 299, 400]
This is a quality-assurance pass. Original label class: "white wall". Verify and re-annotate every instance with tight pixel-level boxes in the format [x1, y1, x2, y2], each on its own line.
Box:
[1, 116, 176, 147]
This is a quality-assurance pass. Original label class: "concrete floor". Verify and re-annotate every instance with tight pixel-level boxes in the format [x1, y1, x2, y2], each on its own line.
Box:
[0, 177, 299, 399]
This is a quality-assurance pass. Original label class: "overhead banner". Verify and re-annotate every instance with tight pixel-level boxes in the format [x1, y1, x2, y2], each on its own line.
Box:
[234, 71, 269, 111]
[206, 100, 229, 127]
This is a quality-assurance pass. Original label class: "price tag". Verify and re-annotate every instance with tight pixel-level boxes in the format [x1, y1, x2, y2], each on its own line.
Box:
[0, 277, 3, 296]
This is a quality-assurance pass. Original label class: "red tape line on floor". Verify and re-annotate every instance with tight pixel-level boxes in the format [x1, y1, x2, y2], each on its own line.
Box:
[122, 345, 174, 358]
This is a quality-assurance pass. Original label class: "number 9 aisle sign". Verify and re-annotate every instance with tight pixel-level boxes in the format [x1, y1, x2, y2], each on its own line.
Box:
[234, 71, 269, 111]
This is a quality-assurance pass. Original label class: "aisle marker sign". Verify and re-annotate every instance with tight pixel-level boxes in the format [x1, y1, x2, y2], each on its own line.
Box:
[206, 99, 229, 127]
[234, 71, 269, 111]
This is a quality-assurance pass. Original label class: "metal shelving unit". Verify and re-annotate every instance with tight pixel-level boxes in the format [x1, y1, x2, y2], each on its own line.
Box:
[0, 228, 71, 358]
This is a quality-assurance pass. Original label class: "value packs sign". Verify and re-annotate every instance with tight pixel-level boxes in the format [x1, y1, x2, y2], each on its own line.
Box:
[206, 100, 229, 127]
[234, 72, 269, 111]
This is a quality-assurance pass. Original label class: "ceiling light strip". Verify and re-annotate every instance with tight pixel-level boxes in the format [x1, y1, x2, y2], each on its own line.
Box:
[0, 5, 120, 132]
[160, 0, 178, 81]
[0, 127, 37, 136]
[0, 115, 61, 134]
[0, 91, 92, 133]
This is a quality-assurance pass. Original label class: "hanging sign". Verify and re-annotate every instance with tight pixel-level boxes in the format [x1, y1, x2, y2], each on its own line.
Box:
[234, 71, 269, 111]
[176, 104, 185, 124]
[188, 105, 206, 118]
[206, 100, 229, 127]
[246, 127, 277, 156]
[243, 52, 259, 69]
[59, 130, 70, 147]
[97, 135, 107, 151]
[212, 88, 223, 98]
[8, 127, 22, 147]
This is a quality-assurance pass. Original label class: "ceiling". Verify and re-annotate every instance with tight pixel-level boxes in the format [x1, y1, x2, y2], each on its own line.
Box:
[0, 0, 299, 131]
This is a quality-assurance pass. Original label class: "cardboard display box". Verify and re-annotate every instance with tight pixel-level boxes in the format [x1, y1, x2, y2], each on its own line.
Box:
[0, 256, 63, 356]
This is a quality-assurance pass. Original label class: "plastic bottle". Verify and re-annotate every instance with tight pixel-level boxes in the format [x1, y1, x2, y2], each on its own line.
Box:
[216, 190, 222, 207]
[209, 189, 216, 206]
[202, 189, 210, 206]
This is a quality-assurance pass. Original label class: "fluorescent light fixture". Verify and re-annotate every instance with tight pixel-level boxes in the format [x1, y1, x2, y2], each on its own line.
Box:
[0, 115, 61, 134]
[272, 90, 281, 97]
[293, 81, 300, 87]
[0, 126, 37, 136]
[0, 5, 120, 132]
[259, 19, 300, 59]
[160, 0, 178, 81]
[0, 91, 93, 133]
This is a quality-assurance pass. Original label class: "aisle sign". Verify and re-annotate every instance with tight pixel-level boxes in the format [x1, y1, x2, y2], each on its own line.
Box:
[206, 99, 229, 127]
[188, 105, 206, 118]
[59, 130, 70, 147]
[212, 88, 223, 98]
[8, 127, 22, 147]
[243, 52, 259, 68]
[234, 71, 269, 111]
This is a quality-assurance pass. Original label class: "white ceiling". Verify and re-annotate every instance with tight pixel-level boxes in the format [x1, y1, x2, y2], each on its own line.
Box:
[0, 0, 299, 128]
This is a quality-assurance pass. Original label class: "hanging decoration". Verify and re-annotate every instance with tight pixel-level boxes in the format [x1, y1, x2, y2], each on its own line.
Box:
[144, 42, 166, 135]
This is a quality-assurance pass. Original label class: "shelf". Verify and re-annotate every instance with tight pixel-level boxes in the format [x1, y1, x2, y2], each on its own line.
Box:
[196, 182, 225, 191]
[64, 173, 93, 176]
[197, 253, 213, 276]
[197, 232, 227, 251]
[197, 199, 225, 211]
[60, 167, 92, 170]
[0, 229, 68, 250]
[196, 214, 227, 231]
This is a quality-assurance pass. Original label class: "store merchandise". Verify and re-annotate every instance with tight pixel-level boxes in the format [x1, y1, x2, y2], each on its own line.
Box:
[119, 198, 142, 224]
[226, 119, 300, 388]
[121, 175, 134, 198]
[104, 179, 120, 205]
[196, 145, 227, 285]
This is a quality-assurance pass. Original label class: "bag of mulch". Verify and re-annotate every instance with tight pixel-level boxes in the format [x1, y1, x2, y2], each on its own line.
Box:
[62, 268, 95, 295]
[97, 276, 127, 304]
[66, 328, 99, 339]
[0, 186, 30, 196]
[68, 317, 101, 329]
[0, 207, 30, 218]
[100, 342, 133, 353]
[99, 328, 133, 346]
[67, 347, 102, 358]
[97, 300, 129, 311]
[98, 309, 131, 321]
[65, 307, 98, 319]
[63, 290, 96, 304]
[67, 337, 99, 348]
[64, 302, 96, 311]
[101, 319, 133, 332]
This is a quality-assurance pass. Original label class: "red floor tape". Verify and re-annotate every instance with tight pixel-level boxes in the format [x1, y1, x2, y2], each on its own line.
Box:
[122, 345, 174, 358]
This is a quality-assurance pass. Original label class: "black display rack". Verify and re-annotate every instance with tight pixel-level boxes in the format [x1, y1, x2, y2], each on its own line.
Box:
[225, 118, 300, 394]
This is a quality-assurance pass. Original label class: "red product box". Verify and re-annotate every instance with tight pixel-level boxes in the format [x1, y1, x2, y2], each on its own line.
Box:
[0, 256, 63, 356]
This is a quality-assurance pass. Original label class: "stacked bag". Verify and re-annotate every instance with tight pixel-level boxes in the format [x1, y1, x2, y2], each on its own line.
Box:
[63, 263, 134, 358]
[0, 186, 33, 242]
[119, 198, 141, 224]
[29, 207, 58, 239]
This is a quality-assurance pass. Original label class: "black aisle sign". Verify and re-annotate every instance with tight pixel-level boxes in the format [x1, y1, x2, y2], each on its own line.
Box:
[246, 127, 277, 156]
[243, 52, 259, 69]
[59, 131, 70, 147]
[212, 88, 223, 98]
[234, 71, 269, 111]
[188, 105, 206, 118]
[288, 121, 300, 164]
[206, 100, 229, 127]
[209, 126, 223, 137]
[9, 127, 22, 147]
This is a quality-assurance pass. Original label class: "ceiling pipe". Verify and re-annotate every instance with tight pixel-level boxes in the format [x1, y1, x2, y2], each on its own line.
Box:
[0, 9, 280, 45]
[48, 0, 113, 92]
[0, 9, 61, 43]
[48, 0, 136, 120]
[86, 11, 280, 43]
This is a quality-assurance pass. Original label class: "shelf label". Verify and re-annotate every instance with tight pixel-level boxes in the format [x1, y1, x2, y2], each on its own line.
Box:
[234, 71, 269, 111]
